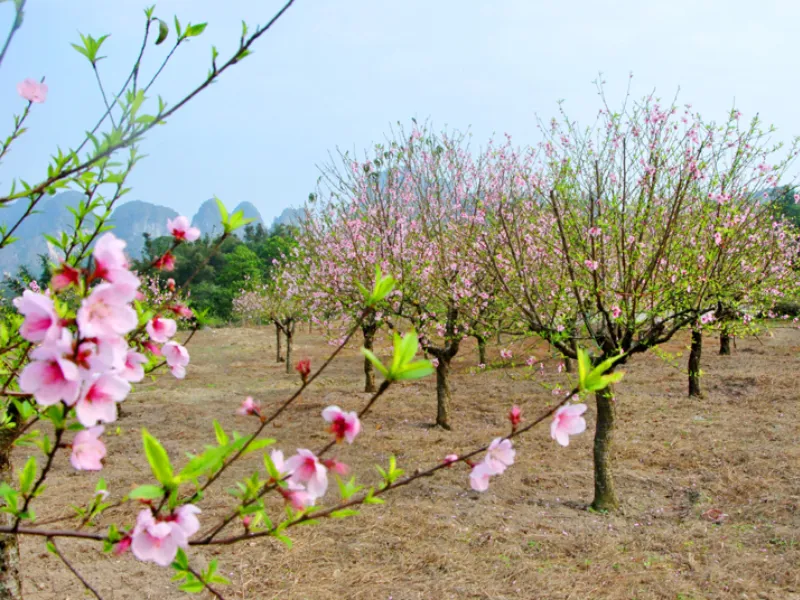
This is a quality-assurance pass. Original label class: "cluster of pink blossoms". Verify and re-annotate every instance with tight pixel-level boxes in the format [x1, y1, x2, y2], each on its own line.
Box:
[126, 504, 201, 566]
[14, 231, 192, 471]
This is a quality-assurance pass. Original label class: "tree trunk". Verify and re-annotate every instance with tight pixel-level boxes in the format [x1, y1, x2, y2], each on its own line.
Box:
[591, 383, 619, 511]
[275, 323, 284, 363]
[688, 328, 703, 397]
[563, 357, 573, 373]
[284, 320, 295, 374]
[0, 427, 21, 599]
[362, 324, 377, 393]
[435, 356, 452, 430]
[719, 330, 731, 356]
[476, 335, 487, 366]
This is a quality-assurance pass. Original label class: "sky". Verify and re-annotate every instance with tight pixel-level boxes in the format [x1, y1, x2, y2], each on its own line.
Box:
[0, 0, 799, 224]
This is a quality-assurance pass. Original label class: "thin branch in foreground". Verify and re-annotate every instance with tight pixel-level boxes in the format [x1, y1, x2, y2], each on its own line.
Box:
[187, 566, 227, 600]
[47, 537, 104, 600]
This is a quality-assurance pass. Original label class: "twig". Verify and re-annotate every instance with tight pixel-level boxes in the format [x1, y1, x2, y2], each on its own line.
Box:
[46, 537, 104, 599]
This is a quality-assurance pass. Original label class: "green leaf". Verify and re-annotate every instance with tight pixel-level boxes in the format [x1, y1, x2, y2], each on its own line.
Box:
[155, 19, 168, 45]
[214, 197, 229, 228]
[128, 484, 165, 501]
[577, 348, 591, 390]
[46, 540, 57, 555]
[360, 348, 389, 379]
[241, 437, 275, 457]
[329, 509, 359, 519]
[212, 420, 228, 446]
[142, 429, 174, 487]
[18, 456, 36, 495]
[393, 359, 434, 381]
[178, 581, 204, 593]
[185, 22, 207, 37]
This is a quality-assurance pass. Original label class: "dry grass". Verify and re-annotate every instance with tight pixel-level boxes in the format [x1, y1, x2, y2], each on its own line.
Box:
[16, 325, 800, 600]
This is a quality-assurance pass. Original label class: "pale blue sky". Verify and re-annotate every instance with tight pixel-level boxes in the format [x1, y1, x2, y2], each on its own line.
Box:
[0, 0, 798, 223]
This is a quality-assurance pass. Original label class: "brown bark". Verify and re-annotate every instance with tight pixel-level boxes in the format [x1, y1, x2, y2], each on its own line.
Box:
[284, 319, 295, 374]
[476, 335, 487, 365]
[362, 323, 377, 393]
[275, 323, 284, 363]
[591, 383, 620, 511]
[719, 331, 731, 356]
[688, 328, 703, 397]
[0, 424, 21, 599]
[435, 356, 452, 430]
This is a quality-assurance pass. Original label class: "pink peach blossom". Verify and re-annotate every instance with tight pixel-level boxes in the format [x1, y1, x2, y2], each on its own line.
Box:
[13, 290, 61, 342]
[51, 263, 81, 292]
[321, 405, 361, 444]
[167, 216, 201, 243]
[237, 396, 260, 416]
[485, 438, 515, 473]
[75, 373, 131, 426]
[550, 403, 588, 447]
[469, 460, 502, 492]
[19, 333, 80, 406]
[92, 234, 138, 290]
[443, 454, 459, 466]
[170, 504, 201, 538]
[70, 426, 106, 471]
[17, 78, 47, 103]
[146, 315, 177, 343]
[285, 449, 328, 500]
[131, 510, 183, 567]
[321, 459, 349, 476]
[508, 406, 522, 429]
[163, 341, 189, 379]
[120, 350, 147, 382]
[76, 283, 138, 338]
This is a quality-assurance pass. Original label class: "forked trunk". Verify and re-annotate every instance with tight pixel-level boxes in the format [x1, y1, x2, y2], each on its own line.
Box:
[688, 328, 703, 397]
[591, 383, 619, 511]
[435, 357, 452, 430]
[362, 324, 377, 393]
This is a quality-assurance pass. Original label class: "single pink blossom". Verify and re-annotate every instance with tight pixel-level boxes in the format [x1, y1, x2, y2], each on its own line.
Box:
[13, 290, 61, 342]
[167, 216, 201, 243]
[170, 504, 201, 538]
[525, 356, 536, 367]
[120, 350, 147, 382]
[237, 396, 261, 416]
[321, 405, 361, 444]
[485, 438, 515, 473]
[285, 449, 328, 500]
[154, 252, 176, 271]
[499, 348, 513, 360]
[443, 454, 459, 466]
[75, 373, 131, 426]
[19, 332, 80, 406]
[70, 426, 106, 471]
[284, 488, 314, 511]
[611, 305, 622, 319]
[92, 234, 138, 290]
[163, 341, 189, 379]
[509, 406, 522, 429]
[322, 458, 349, 476]
[551, 403, 588, 446]
[51, 263, 81, 292]
[143, 341, 162, 356]
[469, 460, 502, 492]
[585, 259, 599, 271]
[146, 315, 177, 343]
[131, 510, 184, 567]
[17, 78, 47, 103]
[76, 283, 138, 338]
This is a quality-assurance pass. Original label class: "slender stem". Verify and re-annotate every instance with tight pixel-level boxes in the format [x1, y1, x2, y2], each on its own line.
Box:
[187, 566, 226, 600]
[13, 428, 64, 530]
[92, 65, 117, 129]
[0, 0, 24, 69]
[0, 0, 297, 205]
[47, 537, 104, 600]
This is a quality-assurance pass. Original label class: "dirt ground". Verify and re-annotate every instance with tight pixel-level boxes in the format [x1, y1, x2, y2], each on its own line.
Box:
[15, 324, 800, 600]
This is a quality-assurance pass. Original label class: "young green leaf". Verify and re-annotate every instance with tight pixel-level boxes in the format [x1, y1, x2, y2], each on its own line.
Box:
[142, 429, 174, 487]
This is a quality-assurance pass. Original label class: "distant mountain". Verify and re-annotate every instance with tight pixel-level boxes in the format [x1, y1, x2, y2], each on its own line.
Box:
[271, 207, 304, 229]
[107, 200, 178, 258]
[0, 192, 278, 276]
[191, 198, 224, 238]
[190, 199, 267, 238]
[233, 201, 265, 230]
[0, 191, 83, 275]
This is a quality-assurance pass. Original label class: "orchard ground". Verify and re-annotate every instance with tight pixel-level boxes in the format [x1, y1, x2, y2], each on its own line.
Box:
[18, 325, 800, 600]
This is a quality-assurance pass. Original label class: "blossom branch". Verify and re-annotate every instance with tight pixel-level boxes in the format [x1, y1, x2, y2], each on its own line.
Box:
[47, 537, 104, 600]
